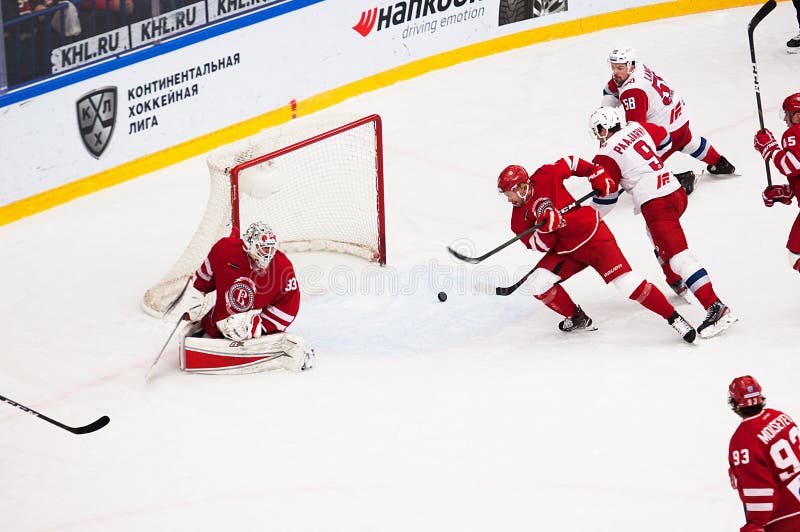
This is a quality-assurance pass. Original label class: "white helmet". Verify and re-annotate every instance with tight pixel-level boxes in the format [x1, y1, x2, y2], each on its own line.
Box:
[608, 46, 637, 67]
[243, 221, 278, 269]
[589, 107, 623, 142]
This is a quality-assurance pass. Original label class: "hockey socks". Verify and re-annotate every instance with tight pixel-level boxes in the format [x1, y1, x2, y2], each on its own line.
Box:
[690, 283, 719, 310]
[535, 285, 577, 318]
[630, 280, 674, 320]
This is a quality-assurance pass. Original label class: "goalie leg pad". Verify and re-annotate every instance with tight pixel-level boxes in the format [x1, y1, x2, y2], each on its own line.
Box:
[179, 323, 312, 374]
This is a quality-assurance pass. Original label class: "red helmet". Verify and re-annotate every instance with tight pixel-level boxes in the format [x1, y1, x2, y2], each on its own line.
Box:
[783, 92, 800, 115]
[497, 165, 529, 193]
[728, 375, 765, 411]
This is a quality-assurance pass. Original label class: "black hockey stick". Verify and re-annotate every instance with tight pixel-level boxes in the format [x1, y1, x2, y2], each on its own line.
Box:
[0, 394, 110, 435]
[475, 265, 538, 296]
[748, 0, 777, 187]
[447, 189, 599, 264]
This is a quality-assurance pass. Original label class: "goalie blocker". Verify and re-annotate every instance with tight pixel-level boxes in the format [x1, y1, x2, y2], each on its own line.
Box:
[179, 322, 315, 374]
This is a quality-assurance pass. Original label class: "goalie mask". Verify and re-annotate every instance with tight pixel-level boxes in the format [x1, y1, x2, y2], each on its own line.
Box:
[728, 375, 765, 413]
[243, 222, 278, 270]
[589, 107, 623, 144]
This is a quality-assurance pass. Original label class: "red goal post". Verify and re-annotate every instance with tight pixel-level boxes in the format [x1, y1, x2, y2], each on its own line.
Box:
[142, 114, 386, 317]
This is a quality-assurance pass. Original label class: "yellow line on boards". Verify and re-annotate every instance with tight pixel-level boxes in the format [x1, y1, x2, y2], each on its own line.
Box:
[0, 0, 773, 227]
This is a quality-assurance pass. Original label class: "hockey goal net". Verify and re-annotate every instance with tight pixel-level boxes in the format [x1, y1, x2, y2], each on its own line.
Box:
[142, 114, 386, 317]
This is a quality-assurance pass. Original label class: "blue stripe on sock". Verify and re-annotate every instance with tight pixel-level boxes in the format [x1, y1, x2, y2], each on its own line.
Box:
[686, 268, 709, 290]
[690, 137, 708, 158]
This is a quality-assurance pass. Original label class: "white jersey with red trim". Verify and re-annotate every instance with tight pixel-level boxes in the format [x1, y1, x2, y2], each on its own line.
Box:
[593, 121, 681, 213]
[602, 63, 690, 134]
[728, 408, 800, 531]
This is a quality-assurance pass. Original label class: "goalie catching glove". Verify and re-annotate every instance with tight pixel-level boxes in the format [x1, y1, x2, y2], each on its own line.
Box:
[216, 310, 263, 342]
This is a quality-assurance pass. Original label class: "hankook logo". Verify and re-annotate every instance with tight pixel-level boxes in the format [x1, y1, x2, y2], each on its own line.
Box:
[353, 0, 483, 37]
[76, 87, 117, 158]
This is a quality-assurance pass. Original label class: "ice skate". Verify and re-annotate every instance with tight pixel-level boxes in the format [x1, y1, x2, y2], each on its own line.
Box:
[301, 348, 316, 371]
[667, 311, 696, 343]
[558, 306, 598, 332]
[697, 300, 738, 339]
[707, 155, 736, 175]
[788, 33, 800, 54]
[674, 171, 695, 195]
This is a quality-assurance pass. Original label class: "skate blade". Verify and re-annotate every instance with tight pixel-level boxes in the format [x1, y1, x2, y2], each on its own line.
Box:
[562, 325, 599, 333]
[698, 312, 738, 339]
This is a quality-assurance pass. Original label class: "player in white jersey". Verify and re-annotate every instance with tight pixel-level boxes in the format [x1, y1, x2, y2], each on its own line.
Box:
[601, 46, 735, 194]
[581, 107, 736, 338]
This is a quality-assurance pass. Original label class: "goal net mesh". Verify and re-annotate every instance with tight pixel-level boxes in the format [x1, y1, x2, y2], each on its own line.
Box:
[142, 114, 385, 317]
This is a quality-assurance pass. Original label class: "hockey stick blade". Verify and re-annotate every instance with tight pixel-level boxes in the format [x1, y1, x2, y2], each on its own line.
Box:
[61, 415, 111, 434]
[0, 394, 110, 435]
[473, 266, 537, 296]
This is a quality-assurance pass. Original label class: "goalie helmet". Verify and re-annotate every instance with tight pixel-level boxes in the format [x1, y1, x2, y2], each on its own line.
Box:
[589, 106, 623, 142]
[608, 46, 637, 67]
[728, 375, 765, 412]
[782, 92, 800, 123]
[243, 221, 278, 269]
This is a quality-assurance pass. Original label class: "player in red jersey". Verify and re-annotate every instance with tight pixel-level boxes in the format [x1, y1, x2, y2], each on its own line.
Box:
[583, 107, 736, 339]
[185, 221, 300, 341]
[728, 375, 800, 532]
[497, 162, 696, 342]
[754, 92, 800, 274]
[601, 46, 735, 194]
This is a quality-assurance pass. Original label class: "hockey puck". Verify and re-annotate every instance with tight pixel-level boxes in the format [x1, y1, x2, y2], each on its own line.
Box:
[437, 291, 448, 302]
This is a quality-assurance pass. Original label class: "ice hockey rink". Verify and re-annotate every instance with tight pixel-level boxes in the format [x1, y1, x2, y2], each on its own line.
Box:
[1, 3, 799, 531]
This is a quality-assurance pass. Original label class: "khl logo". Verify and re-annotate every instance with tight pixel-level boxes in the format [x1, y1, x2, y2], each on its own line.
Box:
[76, 87, 117, 158]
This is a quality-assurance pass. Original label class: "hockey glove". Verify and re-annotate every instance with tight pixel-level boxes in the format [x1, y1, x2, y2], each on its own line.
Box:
[754, 129, 778, 161]
[185, 285, 211, 322]
[534, 205, 564, 234]
[216, 310, 263, 342]
[588, 165, 618, 197]
[762, 184, 794, 207]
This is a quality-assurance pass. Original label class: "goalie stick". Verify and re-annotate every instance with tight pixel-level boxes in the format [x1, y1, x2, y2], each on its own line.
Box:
[145, 312, 189, 381]
[447, 189, 599, 264]
[748, 0, 777, 187]
[0, 393, 110, 435]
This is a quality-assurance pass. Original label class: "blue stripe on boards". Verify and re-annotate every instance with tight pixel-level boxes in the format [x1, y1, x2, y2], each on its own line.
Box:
[0, 0, 324, 108]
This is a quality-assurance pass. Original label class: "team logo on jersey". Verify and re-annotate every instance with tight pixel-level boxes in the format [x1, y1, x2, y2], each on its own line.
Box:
[226, 277, 256, 314]
[76, 87, 117, 158]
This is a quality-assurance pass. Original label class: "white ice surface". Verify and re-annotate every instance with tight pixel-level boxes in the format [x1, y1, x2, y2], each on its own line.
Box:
[1, 4, 799, 531]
